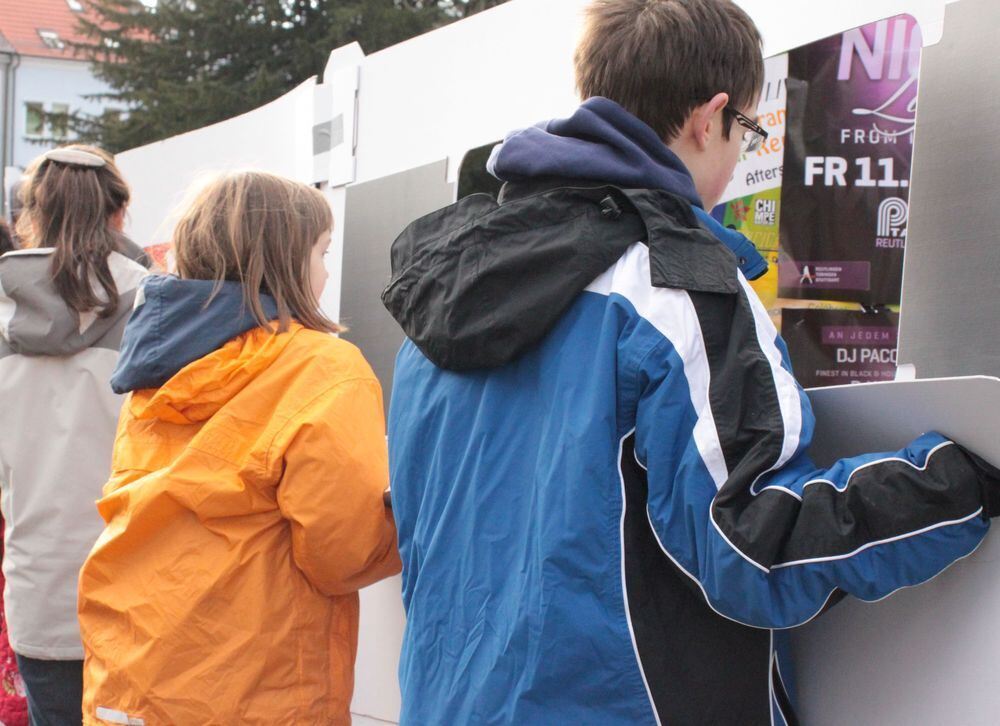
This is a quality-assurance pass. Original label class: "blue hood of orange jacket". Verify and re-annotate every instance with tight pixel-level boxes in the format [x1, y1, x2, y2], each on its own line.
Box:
[111, 276, 279, 394]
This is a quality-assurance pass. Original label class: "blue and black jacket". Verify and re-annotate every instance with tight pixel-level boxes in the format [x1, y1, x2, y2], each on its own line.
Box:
[383, 98, 996, 725]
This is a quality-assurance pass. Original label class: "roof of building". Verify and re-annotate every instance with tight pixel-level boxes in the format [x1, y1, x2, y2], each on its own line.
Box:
[0, 0, 105, 61]
[0, 30, 16, 55]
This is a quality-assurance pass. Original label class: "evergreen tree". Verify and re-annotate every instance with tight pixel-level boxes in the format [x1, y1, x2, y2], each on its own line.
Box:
[438, 0, 510, 17]
[73, 0, 509, 151]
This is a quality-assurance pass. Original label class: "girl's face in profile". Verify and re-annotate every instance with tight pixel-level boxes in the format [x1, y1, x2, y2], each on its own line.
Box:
[310, 228, 332, 301]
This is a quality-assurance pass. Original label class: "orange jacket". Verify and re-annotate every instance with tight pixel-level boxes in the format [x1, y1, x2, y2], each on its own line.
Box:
[78, 324, 401, 725]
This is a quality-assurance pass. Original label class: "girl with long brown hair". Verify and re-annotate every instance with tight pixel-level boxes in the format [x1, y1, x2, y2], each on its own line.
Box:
[77, 171, 400, 725]
[0, 146, 148, 725]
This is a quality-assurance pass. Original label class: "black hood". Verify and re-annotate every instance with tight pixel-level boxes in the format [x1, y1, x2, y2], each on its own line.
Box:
[382, 180, 740, 371]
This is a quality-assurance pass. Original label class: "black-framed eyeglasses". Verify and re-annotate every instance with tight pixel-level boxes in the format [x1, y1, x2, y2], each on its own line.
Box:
[725, 107, 768, 153]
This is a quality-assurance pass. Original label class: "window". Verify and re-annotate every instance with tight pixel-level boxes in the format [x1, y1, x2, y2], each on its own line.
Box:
[50, 103, 70, 139]
[25, 102, 44, 137]
[24, 102, 73, 139]
[37, 30, 65, 50]
[65, 0, 84, 10]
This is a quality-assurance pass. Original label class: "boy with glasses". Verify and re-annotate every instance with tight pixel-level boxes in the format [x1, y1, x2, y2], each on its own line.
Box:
[728, 106, 769, 152]
[384, 1, 1000, 723]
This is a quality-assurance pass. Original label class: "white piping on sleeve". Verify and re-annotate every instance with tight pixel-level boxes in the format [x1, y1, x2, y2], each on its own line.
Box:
[643, 503, 839, 630]
[799, 440, 956, 494]
[637, 431, 984, 620]
[771, 507, 983, 569]
[862, 533, 987, 603]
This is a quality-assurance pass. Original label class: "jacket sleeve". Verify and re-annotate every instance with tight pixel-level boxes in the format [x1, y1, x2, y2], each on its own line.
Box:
[633, 275, 991, 629]
[276, 376, 401, 597]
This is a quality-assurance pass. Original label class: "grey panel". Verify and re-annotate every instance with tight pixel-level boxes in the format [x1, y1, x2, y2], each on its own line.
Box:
[340, 161, 455, 409]
[791, 375, 1000, 725]
[313, 114, 344, 155]
[897, 0, 1000, 378]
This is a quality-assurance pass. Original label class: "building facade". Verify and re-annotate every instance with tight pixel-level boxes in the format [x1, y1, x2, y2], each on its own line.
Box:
[0, 0, 120, 215]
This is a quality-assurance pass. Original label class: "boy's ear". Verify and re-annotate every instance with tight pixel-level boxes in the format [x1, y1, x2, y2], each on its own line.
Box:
[689, 92, 730, 151]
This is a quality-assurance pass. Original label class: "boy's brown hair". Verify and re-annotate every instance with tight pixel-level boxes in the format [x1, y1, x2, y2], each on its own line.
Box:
[173, 171, 341, 334]
[16, 144, 130, 317]
[575, 0, 764, 142]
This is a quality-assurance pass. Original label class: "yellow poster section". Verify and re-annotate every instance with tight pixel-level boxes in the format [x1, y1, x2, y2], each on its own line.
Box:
[719, 187, 861, 328]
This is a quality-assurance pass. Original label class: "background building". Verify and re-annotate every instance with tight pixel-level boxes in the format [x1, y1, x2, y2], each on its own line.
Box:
[0, 0, 120, 215]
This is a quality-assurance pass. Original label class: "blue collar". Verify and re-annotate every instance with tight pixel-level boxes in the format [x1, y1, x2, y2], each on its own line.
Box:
[487, 97, 767, 280]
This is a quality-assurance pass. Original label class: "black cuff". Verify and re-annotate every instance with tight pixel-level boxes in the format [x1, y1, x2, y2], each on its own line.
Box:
[956, 444, 1000, 518]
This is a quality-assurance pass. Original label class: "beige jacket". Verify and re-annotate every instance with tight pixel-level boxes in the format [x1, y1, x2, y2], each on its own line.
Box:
[0, 248, 146, 658]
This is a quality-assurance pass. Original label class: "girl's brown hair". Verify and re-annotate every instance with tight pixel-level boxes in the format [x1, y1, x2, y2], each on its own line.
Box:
[16, 144, 130, 317]
[172, 171, 341, 334]
[0, 218, 15, 255]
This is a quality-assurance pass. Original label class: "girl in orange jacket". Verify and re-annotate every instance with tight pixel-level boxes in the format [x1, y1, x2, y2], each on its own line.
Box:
[77, 171, 401, 725]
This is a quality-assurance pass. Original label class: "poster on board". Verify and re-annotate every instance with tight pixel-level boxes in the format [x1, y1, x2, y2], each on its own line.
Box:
[713, 15, 923, 386]
[778, 15, 922, 305]
[781, 308, 899, 387]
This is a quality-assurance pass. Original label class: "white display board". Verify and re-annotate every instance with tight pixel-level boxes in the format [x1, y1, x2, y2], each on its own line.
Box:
[353, 0, 955, 187]
[116, 76, 316, 247]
